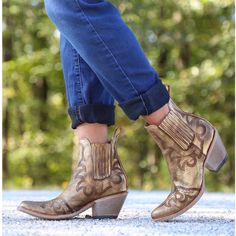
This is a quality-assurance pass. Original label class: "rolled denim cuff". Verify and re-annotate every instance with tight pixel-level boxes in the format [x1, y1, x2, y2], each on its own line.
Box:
[68, 104, 115, 129]
[119, 81, 170, 120]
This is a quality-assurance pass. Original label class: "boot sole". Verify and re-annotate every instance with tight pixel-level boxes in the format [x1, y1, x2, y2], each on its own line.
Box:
[152, 128, 228, 222]
[17, 191, 128, 220]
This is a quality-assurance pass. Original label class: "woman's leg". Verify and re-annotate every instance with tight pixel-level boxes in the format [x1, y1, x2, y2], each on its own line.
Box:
[60, 34, 115, 143]
[18, 0, 227, 222]
[17, 34, 128, 219]
[50, 1, 227, 223]
[44, 0, 170, 122]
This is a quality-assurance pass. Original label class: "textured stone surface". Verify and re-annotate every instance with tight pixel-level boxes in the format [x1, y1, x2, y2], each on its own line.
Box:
[2, 190, 235, 236]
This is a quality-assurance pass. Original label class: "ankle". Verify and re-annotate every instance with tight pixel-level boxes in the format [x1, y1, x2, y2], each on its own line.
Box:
[143, 104, 169, 125]
[75, 123, 108, 143]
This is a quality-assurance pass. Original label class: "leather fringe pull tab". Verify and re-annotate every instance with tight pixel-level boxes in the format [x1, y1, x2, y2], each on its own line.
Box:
[111, 126, 124, 151]
[165, 84, 171, 96]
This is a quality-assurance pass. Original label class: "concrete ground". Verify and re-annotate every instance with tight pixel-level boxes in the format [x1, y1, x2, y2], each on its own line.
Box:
[2, 190, 235, 236]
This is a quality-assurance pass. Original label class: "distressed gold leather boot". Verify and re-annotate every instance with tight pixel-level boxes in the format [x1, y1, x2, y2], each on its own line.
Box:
[145, 97, 227, 221]
[17, 127, 128, 220]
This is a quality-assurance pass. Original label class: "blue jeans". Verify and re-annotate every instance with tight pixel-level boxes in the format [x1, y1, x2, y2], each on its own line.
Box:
[44, 0, 170, 129]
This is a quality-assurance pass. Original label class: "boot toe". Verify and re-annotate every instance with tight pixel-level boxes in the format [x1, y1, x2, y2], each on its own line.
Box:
[17, 198, 73, 218]
[151, 205, 175, 221]
[17, 200, 49, 215]
[151, 189, 201, 221]
[17, 201, 33, 211]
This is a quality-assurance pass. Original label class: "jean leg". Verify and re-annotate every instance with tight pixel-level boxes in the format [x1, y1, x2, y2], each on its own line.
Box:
[60, 34, 115, 128]
[45, 0, 170, 120]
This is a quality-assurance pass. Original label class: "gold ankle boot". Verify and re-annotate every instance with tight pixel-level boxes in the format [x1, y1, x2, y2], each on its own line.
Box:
[145, 98, 227, 221]
[17, 127, 128, 220]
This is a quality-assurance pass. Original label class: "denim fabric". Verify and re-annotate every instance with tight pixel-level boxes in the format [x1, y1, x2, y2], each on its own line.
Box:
[60, 35, 115, 128]
[44, 0, 170, 128]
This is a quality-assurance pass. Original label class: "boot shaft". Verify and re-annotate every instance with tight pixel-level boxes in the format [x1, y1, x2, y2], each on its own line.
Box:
[68, 126, 128, 202]
[145, 99, 215, 189]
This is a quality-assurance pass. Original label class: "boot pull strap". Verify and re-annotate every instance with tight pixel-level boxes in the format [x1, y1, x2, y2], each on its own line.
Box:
[165, 84, 171, 96]
[111, 126, 123, 150]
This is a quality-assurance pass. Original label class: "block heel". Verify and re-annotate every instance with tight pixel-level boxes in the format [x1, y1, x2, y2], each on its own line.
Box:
[205, 130, 228, 172]
[92, 192, 128, 219]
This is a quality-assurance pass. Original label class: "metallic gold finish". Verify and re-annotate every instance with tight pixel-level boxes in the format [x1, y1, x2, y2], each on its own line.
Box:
[92, 143, 112, 180]
[159, 110, 195, 150]
[145, 99, 227, 221]
[17, 127, 128, 220]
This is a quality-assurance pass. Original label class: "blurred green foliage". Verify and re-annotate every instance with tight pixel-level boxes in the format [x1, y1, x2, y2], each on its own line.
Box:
[3, 0, 234, 192]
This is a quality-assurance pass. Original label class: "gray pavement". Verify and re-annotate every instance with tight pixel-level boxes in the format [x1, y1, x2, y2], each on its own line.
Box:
[2, 190, 235, 236]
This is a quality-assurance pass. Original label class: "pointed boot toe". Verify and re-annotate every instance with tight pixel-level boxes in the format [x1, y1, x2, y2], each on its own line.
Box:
[151, 186, 202, 221]
[17, 199, 55, 218]
[17, 201, 31, 211]
[151, 204, 183, 222]
[17, 200, 43, 212]
[151, 205, 178, 221]
[151, 206, 166, 221]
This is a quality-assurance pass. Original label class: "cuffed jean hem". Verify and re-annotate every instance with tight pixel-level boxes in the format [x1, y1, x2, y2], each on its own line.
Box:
[68, 104, 115, 129]
[118, 81, 170, 120]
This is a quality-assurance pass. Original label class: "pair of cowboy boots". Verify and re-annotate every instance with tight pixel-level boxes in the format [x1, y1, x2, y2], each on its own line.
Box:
[17, 93, 227, 221]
